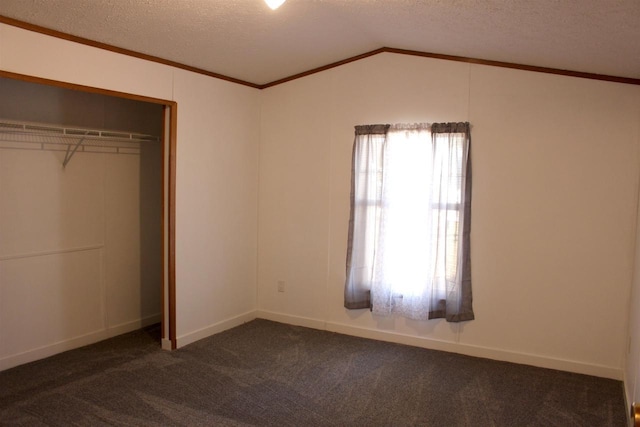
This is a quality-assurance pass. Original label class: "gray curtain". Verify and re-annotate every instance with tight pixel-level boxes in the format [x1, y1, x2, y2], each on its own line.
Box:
[429, 122, 474, 322]
[344, 124, 389, 309]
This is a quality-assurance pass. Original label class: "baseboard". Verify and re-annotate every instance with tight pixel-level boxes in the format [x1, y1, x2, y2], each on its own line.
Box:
[255, 310, 327, 330]
[255, 310, 622, 380]
[2, 309, 623, 381]
[106, 313, 162, 337]
[623, 370, 634, 427]
[176, 310, 257, 348]
[0, 313, 162, 372]
[332, 321, 621, 380]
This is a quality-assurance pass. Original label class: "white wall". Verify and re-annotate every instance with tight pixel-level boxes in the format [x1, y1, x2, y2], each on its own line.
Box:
[0, 143, 162, 370]
[172, 69, 260, 344]
[258, 52, 640, 379]
[627, 125, 640, 412]
[0, 23, 261, 362]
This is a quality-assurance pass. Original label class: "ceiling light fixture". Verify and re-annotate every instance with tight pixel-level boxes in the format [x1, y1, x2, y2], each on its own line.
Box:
[265, 0, 286, 10]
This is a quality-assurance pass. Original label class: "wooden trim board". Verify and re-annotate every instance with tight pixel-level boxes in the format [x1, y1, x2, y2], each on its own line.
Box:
[1, 15, 639, 88]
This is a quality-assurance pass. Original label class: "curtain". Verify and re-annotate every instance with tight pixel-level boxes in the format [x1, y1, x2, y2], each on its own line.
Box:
[344, 124, 389, 309]
[344, 122, 473, 322]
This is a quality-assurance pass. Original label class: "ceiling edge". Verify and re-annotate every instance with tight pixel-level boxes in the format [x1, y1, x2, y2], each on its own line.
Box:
[384, 48, 640, 86]
[0, 15, 261, 89]
[257, 48, 387, 89]
[1, 15, 639, 89]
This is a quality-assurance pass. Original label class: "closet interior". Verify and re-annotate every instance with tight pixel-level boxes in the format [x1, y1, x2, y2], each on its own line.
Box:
[0, 77, 164, 370]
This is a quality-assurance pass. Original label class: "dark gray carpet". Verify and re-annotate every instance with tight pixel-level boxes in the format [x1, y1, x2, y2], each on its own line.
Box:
[0, 319, 628, 426]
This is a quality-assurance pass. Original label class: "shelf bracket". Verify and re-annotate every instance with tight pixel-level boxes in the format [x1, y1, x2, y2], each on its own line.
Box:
[62, 132, 89, 168]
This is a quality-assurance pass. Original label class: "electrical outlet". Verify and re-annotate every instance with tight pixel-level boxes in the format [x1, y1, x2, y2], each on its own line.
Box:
[277, 281, 285, 292]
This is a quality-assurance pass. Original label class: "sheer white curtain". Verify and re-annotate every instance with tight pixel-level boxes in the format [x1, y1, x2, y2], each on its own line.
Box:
[344, 123, 473, 322]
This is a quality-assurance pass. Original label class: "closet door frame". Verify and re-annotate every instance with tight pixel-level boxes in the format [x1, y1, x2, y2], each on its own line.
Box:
[0, 69, 178, 350]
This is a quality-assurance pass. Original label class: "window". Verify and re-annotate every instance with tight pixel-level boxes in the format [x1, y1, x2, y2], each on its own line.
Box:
[344, 123, 473, 322]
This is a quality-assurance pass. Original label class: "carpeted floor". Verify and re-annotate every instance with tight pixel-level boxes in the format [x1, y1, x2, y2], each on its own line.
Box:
[0, 319, 628, 426]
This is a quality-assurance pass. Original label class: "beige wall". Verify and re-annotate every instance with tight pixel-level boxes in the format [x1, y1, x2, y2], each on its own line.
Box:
[0, 23, 261, 361]
[258, 52, 640, 379]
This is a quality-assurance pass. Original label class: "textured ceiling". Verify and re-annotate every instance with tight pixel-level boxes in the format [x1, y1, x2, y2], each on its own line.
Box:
[0, 0, 639, 86]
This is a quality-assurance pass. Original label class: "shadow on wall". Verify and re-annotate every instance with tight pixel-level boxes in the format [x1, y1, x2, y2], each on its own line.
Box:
[139, 128, 163, 326]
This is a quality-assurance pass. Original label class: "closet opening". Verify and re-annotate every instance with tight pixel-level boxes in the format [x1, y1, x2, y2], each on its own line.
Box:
[0, 71, 176, 370]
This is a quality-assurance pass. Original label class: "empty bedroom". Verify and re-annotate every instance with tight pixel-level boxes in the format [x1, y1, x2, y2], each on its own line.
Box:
[1, 1, 639, 426]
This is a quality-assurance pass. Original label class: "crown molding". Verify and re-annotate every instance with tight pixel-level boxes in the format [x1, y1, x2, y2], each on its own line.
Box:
[2, 15, 639, 89]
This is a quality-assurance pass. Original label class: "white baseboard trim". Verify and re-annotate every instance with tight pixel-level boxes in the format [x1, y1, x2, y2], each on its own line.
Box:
[255, 310, 623, 380]
[176, 310, 257, 348]
[161, 338, 173, 351]
[107, 313, 162, 337]
[2, 309, 622, 382]
[623, 370, 633, 426]
[0, 313, 162, 372]
[255, 310, 327, 330]
[1, 330, 110, 372]
[329, 321, 622, 380]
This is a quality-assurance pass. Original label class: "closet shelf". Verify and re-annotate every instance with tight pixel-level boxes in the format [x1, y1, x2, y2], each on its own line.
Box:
[0, 119, 160, 167]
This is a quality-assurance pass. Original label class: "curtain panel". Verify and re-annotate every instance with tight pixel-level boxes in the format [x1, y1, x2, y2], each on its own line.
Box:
[344, 124, 390, 309]
[344, 122, 474, 322]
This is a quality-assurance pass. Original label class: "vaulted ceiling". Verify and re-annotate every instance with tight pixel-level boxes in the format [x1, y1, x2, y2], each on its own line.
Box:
[1, 0, 639, 86]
